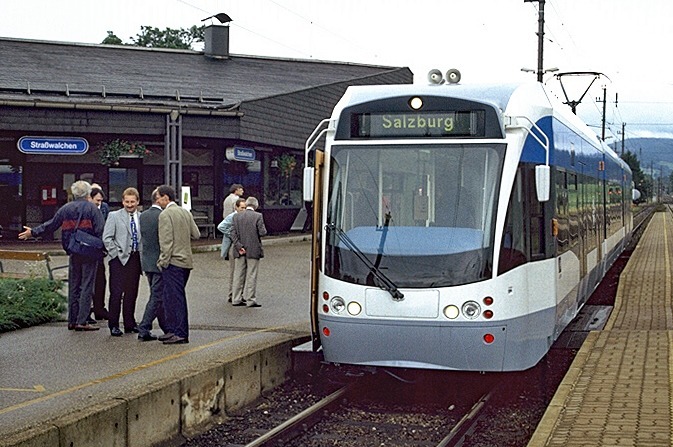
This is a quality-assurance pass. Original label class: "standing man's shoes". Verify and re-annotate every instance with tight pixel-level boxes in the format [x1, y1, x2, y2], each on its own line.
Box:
[232, 302, 246, 307]
[67, 323, 76, 330]
[110, 327, 123, 337]
[247, 302, 261, 308]
[162, 335, 188, 344]
[138, 333, 158, 341]
[158, 333, 174, 341]
[74, 324, 100, 331]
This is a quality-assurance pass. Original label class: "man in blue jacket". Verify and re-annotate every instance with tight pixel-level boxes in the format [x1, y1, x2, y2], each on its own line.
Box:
[19, 180, 105, 331]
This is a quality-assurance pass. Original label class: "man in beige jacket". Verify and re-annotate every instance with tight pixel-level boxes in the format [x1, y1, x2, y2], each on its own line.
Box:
[156, 185, 201, 344]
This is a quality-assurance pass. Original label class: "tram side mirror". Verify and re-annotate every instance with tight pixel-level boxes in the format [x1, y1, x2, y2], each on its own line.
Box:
[535, 165, 550, 202]
[632, 189, 641, 202]
[303, 167, 315, 202]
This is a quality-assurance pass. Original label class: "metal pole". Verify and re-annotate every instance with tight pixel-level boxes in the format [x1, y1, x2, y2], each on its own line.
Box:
[601, 86, 607, 141]
[536, 0, 545, 82]
[165, 112, 182, 191]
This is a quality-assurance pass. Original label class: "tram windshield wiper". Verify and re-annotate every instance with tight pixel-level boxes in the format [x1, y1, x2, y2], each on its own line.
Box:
[327, 223, 404, 301]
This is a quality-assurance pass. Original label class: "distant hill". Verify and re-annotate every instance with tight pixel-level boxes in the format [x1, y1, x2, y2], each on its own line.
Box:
[611, 138, 673, 177]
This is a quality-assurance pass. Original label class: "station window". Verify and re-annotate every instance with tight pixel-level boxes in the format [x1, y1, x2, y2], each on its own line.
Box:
[0, 164, 22, 236]
[109, 167, 138, 205]
[264, 152, 303, 207]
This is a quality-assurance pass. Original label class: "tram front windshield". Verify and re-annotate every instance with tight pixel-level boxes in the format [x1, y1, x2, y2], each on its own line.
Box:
[325, 143, 505, 288]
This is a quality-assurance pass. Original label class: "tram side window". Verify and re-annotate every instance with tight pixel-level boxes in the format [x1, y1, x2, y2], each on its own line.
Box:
[528, 167, 546, 260]
[555, 169, 570, 253]
[567, 172, 579, 247]
[606, 180, 623, 236]
[498, 168, 528, 274]
[581, 172, 598, 254]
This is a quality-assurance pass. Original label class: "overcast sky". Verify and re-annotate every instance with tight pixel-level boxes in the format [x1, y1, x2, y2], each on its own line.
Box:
[2, 0, 672, 143]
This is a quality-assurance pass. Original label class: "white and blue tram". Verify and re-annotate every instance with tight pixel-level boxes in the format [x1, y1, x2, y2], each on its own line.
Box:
[303, 78, 632, 371]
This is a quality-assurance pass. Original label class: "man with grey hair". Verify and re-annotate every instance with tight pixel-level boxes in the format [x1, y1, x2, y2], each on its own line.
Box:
[230, 196, 267, 307]
[19, 180, 105, 331]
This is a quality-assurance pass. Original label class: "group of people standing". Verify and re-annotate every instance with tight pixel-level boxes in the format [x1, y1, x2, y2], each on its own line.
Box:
[19, 181, 200, 344]
[218, 184, 268, 308]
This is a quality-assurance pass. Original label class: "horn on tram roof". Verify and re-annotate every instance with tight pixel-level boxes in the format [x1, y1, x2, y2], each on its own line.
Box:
[445, 69, 461, 84]
[427, 69, 444, 85]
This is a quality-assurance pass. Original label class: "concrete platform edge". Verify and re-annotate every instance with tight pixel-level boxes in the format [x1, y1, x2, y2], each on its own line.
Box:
[0, 334, 307, 447]
[527, 330, 600, 447]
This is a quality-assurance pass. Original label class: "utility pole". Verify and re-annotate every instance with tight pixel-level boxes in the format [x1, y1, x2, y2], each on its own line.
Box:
[524, 0, 546, 82]
[601, 86, 607, 141]
[621, 123, 626, 156]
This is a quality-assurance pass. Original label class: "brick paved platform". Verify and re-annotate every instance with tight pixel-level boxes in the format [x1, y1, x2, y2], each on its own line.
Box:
[529, 211, 673, 446]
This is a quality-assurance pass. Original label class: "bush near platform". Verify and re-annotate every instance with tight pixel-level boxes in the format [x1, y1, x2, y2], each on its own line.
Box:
[0, 278, 66, 332]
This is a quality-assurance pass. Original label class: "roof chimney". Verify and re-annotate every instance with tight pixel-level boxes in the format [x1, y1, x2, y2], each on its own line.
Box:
[204, 25, 229, 59]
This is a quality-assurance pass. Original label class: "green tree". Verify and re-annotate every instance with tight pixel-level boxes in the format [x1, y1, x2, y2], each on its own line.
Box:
[101, 25, 204, 49]
[101, 31, 123, 45]
[622, 150, 648, 202]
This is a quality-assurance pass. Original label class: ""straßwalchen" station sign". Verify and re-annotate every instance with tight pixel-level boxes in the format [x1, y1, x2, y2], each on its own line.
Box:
[17, 136, 89, 155]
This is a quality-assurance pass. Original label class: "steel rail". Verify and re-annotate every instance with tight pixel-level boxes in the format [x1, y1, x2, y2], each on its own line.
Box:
[243, 384, 351, 447]
[436, 391, 493, 447]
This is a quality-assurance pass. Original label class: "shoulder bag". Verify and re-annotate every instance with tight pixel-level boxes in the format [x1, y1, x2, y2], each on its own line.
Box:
[67, 207, 105, 262]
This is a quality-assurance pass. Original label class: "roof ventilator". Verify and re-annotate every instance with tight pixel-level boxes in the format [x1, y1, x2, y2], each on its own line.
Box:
[204, 24, 230, 59]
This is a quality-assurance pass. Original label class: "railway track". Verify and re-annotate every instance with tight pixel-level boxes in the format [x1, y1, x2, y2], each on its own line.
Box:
[237, 372, 495, 447]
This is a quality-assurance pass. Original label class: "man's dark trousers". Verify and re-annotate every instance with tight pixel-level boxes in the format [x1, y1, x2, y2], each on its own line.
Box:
[138, 272, 168, 336]
[107, 252, 141, 331]
[68, 254, 98, 326]
[162, 264, 190, 339]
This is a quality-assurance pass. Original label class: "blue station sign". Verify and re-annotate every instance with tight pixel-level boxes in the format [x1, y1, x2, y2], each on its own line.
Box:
[17, 136, 89, 155]
[226, 146, 256, 162]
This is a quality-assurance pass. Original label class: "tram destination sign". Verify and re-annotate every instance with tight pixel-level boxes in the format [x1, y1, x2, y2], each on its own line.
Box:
[17, 136, 89, 155]
[352, 110, 485, 138]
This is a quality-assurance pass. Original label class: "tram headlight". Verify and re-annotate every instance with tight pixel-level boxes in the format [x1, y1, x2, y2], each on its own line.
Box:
[462, 301, 481, 319]
[330, 296, 346, 314]
[347, 301, 362, 316]
[443, 305, 460, 319]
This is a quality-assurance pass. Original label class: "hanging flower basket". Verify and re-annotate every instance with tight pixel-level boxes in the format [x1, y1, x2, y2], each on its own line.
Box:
[98, 139, 150, 166]
[276, 154, 297, 177]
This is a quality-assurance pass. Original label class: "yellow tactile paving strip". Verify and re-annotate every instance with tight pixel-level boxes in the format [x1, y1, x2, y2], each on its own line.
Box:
[529, 211, 673, 447]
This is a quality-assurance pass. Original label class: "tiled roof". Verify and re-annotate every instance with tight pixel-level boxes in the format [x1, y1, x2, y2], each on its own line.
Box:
[0, 37, 412, 110]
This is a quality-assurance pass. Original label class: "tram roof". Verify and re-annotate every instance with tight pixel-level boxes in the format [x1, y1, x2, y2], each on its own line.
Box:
[340, 82, 524, 112]
[339, 82, 626, 165]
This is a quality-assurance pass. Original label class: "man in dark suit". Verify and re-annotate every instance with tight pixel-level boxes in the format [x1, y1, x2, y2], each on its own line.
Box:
[137, 188, 170, 341]
[231, 196, 267, 307]
[89, 185, 109, 321]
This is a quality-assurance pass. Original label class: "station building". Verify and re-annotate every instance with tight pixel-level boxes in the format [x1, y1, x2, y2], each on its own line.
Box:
[0, 26, 412, 237]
